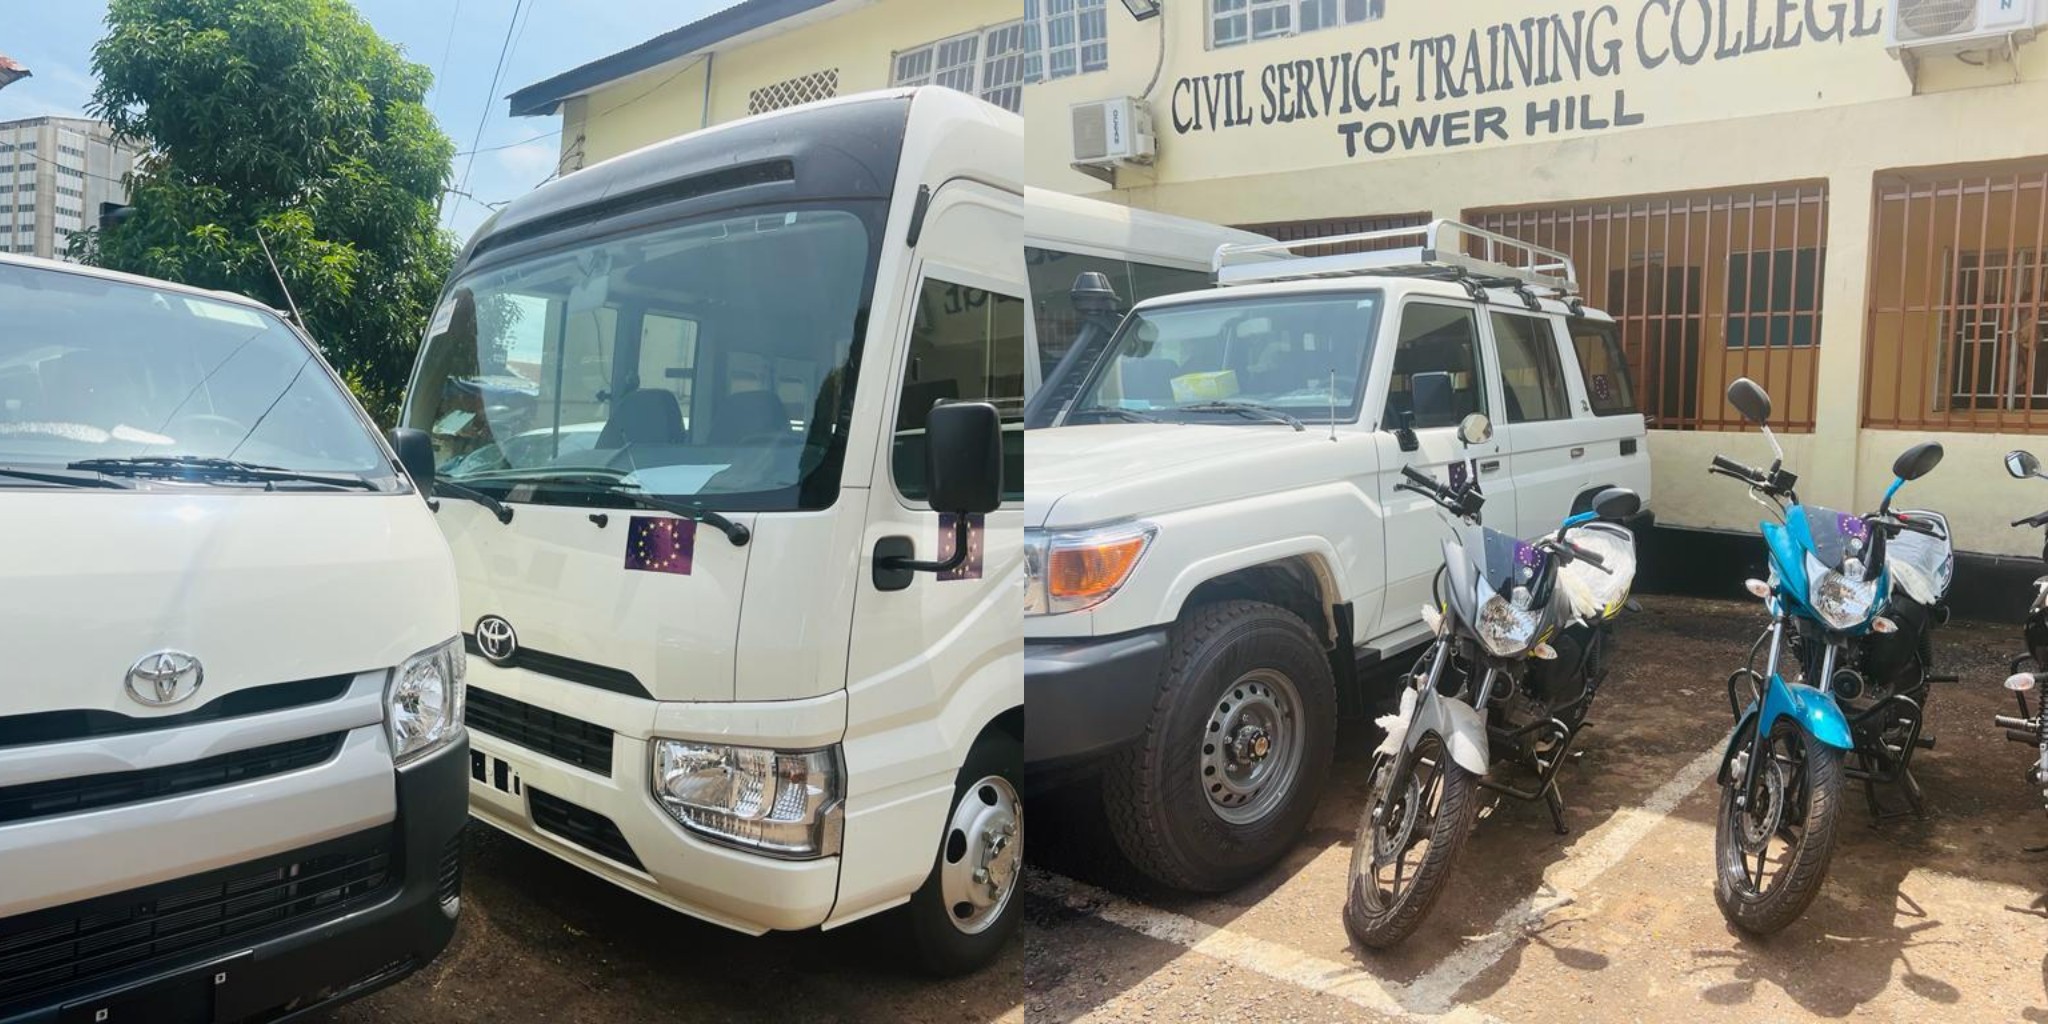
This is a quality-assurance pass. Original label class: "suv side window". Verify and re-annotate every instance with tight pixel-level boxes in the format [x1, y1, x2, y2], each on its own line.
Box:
[1567, 318, 1638, 416]
[1387, 302, 1486, 429]
[893, 276, 1026, 503]
[1490, 312, 1571, 423]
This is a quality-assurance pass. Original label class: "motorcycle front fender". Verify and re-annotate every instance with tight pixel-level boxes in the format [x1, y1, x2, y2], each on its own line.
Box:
[1402, 682, 1491, 776]
[1717, 707, 1760, 787]
[1758, 673, 1854, 750]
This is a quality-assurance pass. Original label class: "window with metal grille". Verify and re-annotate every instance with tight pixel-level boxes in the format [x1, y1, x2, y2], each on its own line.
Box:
[746, 69, 838, 116]
[1471, 185, 1827, 432]
[1867, 165, 2048, 431]
[1028, 0, 1109, 80]
[1211, 0, 1384, 48]
[892, 20, 1036, 113]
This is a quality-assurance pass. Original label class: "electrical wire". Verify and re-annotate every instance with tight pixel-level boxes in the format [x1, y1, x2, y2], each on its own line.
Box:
[453, 126, 562, 158]
[425, 0, 465, 119]
[452, 0, 529, 207]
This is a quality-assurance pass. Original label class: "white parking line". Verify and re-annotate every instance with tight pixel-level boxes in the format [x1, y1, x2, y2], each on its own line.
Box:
[1027, 735, 1728, 1021]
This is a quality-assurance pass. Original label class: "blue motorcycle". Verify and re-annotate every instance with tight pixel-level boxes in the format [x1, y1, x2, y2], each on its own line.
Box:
[1707, 377, 1948, 935]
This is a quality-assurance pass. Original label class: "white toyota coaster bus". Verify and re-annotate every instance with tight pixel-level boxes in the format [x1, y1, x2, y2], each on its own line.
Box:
[0, 256, 468, 1021]
[399, 88, 1025, 973]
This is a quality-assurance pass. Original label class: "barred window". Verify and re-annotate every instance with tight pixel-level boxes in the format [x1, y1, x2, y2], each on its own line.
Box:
[1212, 0, 1383, 48]
[893, 21, 1036, 113]
[747, 69, 839, 116]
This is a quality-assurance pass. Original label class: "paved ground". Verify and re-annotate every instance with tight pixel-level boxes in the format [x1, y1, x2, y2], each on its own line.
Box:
[327, 823, 1022, 1024]
[1025, 595, 2048, 1023]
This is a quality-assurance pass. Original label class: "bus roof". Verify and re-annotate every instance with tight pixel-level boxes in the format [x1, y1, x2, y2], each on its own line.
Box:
[1023, 187, 1272, 272]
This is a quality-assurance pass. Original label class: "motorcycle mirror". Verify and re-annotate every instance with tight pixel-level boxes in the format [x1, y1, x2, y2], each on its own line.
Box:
[1726, 377, 1772, 425]
[1456, 412, 1493, 447]
[2008, 450, 2042, 480]
[1591, 486, 1641, 522]
[1892, 441, 1943, 483]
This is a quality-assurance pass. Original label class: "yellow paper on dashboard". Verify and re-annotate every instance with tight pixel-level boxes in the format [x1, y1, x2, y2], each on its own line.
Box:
[1170, 370, 1239, 403]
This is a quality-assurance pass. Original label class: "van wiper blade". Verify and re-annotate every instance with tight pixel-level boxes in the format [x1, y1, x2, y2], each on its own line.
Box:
[0, 464, 133, 489]
[1176, 401, 1306, 432]
[550, 474, 751, 547]
[433, 479, 514, 523]
[1072, 406, 1163, 424]
[68, 455, 378, 490]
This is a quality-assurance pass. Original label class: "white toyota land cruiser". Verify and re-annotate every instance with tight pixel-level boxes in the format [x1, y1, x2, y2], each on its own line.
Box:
[1023, 221, 1651, 891]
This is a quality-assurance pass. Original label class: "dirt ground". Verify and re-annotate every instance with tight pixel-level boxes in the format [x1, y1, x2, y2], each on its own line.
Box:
[325, 822, 1023, 1024]
[1024, 595, 2048, 1023]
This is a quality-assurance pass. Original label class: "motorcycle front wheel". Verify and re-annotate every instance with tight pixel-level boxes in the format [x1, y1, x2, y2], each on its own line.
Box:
[1343, 731, 1481, 949]
[1713, 718, 1845, 935]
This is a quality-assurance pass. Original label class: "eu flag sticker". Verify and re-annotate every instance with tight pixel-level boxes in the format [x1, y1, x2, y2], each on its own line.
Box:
[624, 516, 695, 575]
[938, 513, 985, 581]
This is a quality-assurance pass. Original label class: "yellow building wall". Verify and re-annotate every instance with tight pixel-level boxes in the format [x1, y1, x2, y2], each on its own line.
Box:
[1023, 1, 2048, 556]
[559, 0, 1018, 167]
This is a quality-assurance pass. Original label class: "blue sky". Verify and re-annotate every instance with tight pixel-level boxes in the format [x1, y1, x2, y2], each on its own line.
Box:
[0, 0, 726, 239]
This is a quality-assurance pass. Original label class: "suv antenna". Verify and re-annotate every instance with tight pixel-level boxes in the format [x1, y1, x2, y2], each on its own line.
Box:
[1327, 369, 1338, 443]
[254, 226, 305, 329]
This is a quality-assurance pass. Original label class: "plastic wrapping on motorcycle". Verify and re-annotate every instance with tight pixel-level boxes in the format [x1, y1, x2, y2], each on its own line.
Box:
[1556, 522, 1636, 622]
[1887, 509, 1954, 606]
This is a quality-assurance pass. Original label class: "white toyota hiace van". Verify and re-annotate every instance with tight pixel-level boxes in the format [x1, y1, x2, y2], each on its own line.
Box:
[0, 255, 468, 1021]
[399, 88, 1025, 973]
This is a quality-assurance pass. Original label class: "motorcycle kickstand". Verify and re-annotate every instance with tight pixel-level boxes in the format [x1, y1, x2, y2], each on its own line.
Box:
[1543, 781, 1570, 836]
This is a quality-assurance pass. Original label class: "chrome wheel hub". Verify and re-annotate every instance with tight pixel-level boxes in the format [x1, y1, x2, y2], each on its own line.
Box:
[939, 775, 1022, 935]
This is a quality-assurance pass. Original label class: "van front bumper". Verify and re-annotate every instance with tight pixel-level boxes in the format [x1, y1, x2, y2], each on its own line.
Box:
[1024, 628, 1170, 779]
[0, 738, 469, 1024]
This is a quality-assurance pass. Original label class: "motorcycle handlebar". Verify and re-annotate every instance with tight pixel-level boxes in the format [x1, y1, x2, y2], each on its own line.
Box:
[1710, 454, 1755, 478]
[2016, 511, 2048, 529]
[1400, 464, 1439, 490]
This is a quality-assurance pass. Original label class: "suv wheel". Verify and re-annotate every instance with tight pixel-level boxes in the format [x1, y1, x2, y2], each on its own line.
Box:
[1102, 599, 1337, 892]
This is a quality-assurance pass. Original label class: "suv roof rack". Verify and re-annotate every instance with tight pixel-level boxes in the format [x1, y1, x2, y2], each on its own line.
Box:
[1213, 219, 1579, 296]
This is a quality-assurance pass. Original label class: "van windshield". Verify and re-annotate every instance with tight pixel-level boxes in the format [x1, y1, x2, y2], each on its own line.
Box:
[403, 203, 878, 512]
[1067, 291, 1382, 424]
[0, 261, 396, 489]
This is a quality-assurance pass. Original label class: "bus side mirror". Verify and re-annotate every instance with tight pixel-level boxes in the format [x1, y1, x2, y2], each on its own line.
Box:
[388, 427, 437, 492]
[925, 402, 1003, 515]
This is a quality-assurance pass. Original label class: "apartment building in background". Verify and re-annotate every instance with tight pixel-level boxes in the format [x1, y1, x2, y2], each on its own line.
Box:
[0, 116, 137, 261]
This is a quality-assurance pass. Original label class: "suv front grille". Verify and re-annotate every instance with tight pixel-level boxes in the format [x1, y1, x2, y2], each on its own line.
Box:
[465, 689, 613, 776]
[528, 789, 643, 870]
[0, 828, 393, 1013]
[0, 733, 344, 826]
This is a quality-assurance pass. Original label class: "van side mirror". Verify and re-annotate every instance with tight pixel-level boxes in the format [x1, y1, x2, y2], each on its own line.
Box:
[1410, 371, 1455, 429]
[388, 427, 436, 492]
[1592, 486, 1641, 522]
[925, 401, 1004, 516]
[2008, 450, 2041, 480]
[1726, 377, 1772, 425]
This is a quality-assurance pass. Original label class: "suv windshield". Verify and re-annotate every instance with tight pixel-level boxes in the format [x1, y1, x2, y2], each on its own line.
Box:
[0, 261, 396, 489]
[403, 203, 879, 512]
[1068, 291, 1382, 424]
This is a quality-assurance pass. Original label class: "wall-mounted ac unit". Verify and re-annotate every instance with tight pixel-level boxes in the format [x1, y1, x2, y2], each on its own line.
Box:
[1887, 0, 2045, 57]
[1071, 97, 1154, 169]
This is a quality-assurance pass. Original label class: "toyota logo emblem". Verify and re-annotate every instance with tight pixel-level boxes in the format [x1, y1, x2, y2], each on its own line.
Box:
[475, 616, 518, 664]
[125, 650, 204, 707]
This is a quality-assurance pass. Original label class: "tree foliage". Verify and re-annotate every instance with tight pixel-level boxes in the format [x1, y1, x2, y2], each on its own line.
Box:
[76, 0, 456, 423]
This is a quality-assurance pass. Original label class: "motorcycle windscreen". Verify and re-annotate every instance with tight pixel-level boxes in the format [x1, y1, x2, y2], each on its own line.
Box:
[1801, 505, 1869, 572]
[1554, 521, 1636, 621]
[1478, 526, 1547, 597]
[1886, 508, 1953, 606]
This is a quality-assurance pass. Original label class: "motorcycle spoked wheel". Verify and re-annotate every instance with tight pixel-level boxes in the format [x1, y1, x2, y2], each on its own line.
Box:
[1343, 732, 1481, 949]
[1713, 718, 1845, 936]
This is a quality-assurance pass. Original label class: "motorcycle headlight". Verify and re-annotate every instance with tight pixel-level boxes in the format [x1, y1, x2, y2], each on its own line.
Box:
[386, 636, 466, 766]
[650, 740, 844, 859]
[1024, 523, 1155, 616]
[1475, 587, 1541, 657]
[1806, 553, 1878, 631]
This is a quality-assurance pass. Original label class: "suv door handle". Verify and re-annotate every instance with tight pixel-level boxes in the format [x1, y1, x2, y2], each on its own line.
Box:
[1569, 447, 1586, 458]
[1479, 459, 1501, 473]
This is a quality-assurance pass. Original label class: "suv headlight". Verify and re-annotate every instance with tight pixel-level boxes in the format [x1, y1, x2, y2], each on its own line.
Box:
[386, 637, 465, 766]
[1807, 553, 1878, 631]
[1024, 523, 1156, 616]
[651, 741, 844, 859]
[1474, 586, 1540, 657]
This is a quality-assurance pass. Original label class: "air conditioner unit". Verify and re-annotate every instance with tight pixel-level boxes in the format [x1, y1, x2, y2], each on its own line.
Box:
[1887, 0, 2045, 57]
[1071, 97, 1154, 169]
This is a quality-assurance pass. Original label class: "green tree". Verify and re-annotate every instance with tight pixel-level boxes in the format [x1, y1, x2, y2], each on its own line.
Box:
[75, 0, 456, 424]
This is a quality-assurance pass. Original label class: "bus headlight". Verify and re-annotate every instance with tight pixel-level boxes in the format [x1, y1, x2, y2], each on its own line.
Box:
[650, 741, 844, 859]
[386, 637, 465, 766]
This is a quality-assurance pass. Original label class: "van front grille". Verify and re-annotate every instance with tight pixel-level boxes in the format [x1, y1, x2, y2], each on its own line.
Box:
[0, 828, 393, 1013]
[0, 733, 344, 826]
[464, 689, 613, 776]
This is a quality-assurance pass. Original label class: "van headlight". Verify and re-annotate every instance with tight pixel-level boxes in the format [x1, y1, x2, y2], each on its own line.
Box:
[1024, 523, 1156, 616]
[1807, 553, 1878, 631]
[651, 741, 844, 859]
[386, 637, 465, 766]
[1474, 587, 1541, 657]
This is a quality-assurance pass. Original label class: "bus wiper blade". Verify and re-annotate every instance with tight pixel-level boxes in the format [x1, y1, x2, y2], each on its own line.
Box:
[1073, 406, 1163, 424]
[1176, 401, 1306, 432]
[554, 475, 751, 547]
[0, 464, 133, 489]
[433, 479, 514, 523]
[68, 455, 378, 490]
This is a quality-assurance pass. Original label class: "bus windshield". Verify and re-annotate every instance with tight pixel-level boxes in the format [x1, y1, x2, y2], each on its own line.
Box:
[403, 203, 880, 512]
